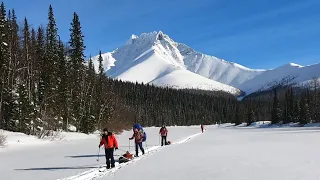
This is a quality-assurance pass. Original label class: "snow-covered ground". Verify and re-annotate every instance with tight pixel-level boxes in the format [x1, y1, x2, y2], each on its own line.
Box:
[0, 130, 97, 152]
[1, 125, 320, 180]
[95, 126, 320, 180]
[0, 126, 201, 180]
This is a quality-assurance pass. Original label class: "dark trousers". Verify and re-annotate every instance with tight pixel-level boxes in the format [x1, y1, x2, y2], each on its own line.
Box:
[135, 142, 145, 156]
[161, 136, 167, 146]
[105, 148, 115, 168]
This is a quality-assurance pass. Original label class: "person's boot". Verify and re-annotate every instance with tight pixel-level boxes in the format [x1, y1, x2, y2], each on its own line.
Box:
[106, 164, 110, 169]
[135, 150, 139, 157]
[111, 164, 115, 168]
[142, 149, 145, 155]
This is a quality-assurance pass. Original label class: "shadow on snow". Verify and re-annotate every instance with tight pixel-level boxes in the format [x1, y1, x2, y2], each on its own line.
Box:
[65, 154, 120, 158]
[15, 165, 99, 171]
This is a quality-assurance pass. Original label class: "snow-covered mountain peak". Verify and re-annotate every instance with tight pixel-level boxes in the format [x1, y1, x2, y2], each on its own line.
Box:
[287, 62, 303, 68]
[289, 62, 302, 67]
[125, 31, 173, 46]
[92, 31, 319, 96]
[276, 62, 304, 70]
[126, 34, 138, 45]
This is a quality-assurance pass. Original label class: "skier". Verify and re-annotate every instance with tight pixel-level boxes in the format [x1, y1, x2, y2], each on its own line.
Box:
[129, 128, 145, 157]
[159, 125, 168, 146]
[201, 124, 204, 133]
[99, 128, 118, 169]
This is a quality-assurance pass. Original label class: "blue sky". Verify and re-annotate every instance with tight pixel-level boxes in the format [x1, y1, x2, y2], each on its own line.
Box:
[3, 0, 320, 69]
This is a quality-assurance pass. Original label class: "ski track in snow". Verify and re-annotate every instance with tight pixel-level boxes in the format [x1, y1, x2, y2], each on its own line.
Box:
[58, 132, 202, 180]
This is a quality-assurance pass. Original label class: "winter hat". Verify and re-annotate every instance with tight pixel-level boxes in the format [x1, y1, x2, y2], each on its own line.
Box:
[103, 128, 108, 132]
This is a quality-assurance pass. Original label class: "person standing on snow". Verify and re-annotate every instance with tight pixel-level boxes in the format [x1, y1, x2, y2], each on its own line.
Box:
[201, 124, 204, 133]
[129, 128, 145, 157]
[159, 125, 168, 146]
[99, 128, 118, 169]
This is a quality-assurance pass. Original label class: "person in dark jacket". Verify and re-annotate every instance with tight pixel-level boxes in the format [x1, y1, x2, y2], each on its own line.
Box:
[201, 124, 204, 133]
[159, 125, 168, 146]
[129, 128, 145, 157]
[99, 128, 118, 169]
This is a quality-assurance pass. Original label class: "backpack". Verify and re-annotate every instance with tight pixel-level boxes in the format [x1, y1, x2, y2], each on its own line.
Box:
[133, 124, 147, 142]
[142, 131, 146, 142]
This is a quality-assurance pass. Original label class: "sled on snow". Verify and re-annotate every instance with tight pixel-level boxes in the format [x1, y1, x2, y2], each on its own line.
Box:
[119, 151, 134, 164]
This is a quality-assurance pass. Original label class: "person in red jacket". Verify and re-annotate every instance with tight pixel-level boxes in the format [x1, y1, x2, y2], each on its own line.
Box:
[99, 128, 118, 169]
[159, 125, 168, 146]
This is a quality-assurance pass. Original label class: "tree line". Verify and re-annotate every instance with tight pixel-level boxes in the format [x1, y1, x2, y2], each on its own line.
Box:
[242, 78, 320, 126]
[0, 3, 117, 135]
[0, 2, 319, 136]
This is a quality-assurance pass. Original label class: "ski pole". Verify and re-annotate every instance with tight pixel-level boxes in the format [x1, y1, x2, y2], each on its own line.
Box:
[97, 147, 100, 162]
[129, 139, 131, 152]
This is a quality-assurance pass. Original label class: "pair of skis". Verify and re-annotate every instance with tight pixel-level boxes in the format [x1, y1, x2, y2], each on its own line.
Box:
[98, 153, 142, 172]
[98, 165, 120, 172]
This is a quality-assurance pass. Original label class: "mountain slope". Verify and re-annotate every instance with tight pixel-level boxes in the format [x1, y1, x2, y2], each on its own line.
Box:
[239, 63, 320, 94]
[93, 31, 240, 94]
[93, 31, 320, 96]
[177, 43, 265, 88]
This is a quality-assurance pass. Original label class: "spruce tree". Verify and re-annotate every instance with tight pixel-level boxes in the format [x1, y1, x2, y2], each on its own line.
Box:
[57, 40, 69, 130]
[17, 83, 32, 134]
[311, 78, 320, 122]
[69, 12, 86, 131]
[271, 90, 282, 124]
[22, 18, 31, 96]
[293, 100, 300, 123]
[0, 2, 9, 129]
[37, 27, 46, 108]
[96, 51, 104, 127]
[44, 5, 59, 114]
[30, 28, 38, 104]
[299, 96, 311, 125]
[234, 105, 241, 125]
[87, 56, 97, 130]
[246, 105, 255, 126]
[7, 9, 19, 91]
[88, 56, 95, 79]
[98, 50, 104, 76]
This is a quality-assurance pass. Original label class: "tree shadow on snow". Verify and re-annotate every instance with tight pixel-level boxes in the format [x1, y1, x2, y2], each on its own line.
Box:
[15, 165, 98, 171]
[65, 154, 119, 158]
[15, 161, 121, 171]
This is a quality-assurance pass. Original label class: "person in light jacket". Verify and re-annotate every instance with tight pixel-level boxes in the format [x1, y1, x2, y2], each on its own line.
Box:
[129, 128, 145, 157]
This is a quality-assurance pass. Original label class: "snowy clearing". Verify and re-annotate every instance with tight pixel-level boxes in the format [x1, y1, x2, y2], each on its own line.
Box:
[0, 130, 98, 152]
[95, 126, 320, 180]
[0, 126, 200, 180]
[1, 125, 320, 180]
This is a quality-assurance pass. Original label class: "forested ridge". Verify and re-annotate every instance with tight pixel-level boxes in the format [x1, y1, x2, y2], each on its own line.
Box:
[0, 2, 319, 136]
